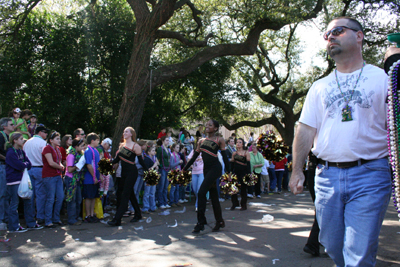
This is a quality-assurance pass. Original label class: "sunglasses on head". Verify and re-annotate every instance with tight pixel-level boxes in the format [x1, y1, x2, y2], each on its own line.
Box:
[323, 26, 359, 40]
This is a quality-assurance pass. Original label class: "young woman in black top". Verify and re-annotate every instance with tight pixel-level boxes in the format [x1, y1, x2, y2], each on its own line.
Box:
[183, 119, 230, 233]
[108, 127, 148, 226]
[230, 138, 251, 210]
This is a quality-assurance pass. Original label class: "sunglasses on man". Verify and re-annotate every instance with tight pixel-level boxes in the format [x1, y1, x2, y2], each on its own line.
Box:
[323, 26, 360, 41]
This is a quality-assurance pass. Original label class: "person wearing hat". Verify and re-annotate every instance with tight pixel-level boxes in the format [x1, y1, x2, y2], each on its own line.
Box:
[9, 108, 32, 140]
[23, 125, 49, 225]
[28, 114, 38, 137]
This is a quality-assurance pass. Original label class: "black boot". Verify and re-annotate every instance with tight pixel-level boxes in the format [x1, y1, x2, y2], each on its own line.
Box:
[192, 223, 205, 234]
[130, 216, 142, 223]
[107, 219, 121, 227]
[212, 220, 225, 232]
[231, 194, 239, 210]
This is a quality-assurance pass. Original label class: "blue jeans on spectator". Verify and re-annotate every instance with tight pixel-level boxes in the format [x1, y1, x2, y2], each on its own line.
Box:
[275, 170, 284, 192]
[43, 175, 64, 225]
[169, 184, 179, 205]
[134, 174, 144, 203]
[7, 184, 36, 230]
[0, 164, 8, 223]
[179, 185, 186, 200]
[191, 173, 204, 208]
[64, 176, 82, 225]
[156, 169, 169, 206]
[142, 184, 156, 211]
[29, 167, 45, 220]
[315, 158, 391, 267]
[268, 168, 277, 191]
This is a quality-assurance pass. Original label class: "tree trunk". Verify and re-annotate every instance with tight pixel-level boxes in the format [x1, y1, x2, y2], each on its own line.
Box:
[111, 31, 155, 155]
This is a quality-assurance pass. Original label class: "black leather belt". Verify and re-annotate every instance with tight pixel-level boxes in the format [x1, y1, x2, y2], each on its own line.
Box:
[32, 166, 43, 168]
[318, 159, 373, 168]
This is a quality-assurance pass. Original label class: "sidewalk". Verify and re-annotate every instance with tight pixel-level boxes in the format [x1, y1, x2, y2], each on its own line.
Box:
[1, 191, 399, 267]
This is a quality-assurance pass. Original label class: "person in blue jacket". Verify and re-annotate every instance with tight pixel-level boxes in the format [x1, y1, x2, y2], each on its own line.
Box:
[6, 132, 43, 232]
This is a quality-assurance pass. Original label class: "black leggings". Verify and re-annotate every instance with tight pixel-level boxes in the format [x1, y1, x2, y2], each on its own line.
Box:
[197, 163, 223, 225]
[231, 170, 248, 208]
[114, 166, 141, 222]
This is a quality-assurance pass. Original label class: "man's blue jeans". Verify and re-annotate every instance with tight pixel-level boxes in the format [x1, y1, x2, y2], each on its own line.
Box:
[315, 158, 391, 267]
[156, 169, 169, 206]
[29, 167, 45, 220]
[64, 176, 82, 225]
[142, 184, 156, 211]
[0, 164, 8, 223]
[43, 175, 64, 225]
[192, 173, 204, 208]
[7, 184, 36, 230]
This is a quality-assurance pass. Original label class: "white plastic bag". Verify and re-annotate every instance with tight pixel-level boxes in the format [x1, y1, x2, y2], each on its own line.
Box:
[18, 169, 33, 199]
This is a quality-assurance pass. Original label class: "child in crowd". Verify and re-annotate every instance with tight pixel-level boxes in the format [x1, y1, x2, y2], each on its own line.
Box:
[10, 108, 32, 139]
[60, 134, 72, 167]
[169, 143, 183, 207]
[27, 114, 38, 137]
[142, 145, 159, 213]
[65, 138, 86, 225]
[260, 159, 270, 194]
[178, 146, 188, 203]
[6, 133, 42, 232]
[188, 146, 204, 211]
[83, 133, 102, 223]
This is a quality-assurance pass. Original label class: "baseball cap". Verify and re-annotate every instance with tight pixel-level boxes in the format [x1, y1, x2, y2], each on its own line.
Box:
[31, 114, 37, 118]
[35, 124, 50, 134]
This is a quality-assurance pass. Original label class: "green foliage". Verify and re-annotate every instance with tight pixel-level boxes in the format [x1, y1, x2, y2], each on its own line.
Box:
[0, 0, 135, 136]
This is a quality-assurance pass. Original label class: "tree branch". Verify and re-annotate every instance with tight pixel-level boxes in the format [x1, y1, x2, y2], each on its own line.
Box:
[155, 30, 213, 47]
[152, 0, 324, 89]
[219, 114, 284, 134]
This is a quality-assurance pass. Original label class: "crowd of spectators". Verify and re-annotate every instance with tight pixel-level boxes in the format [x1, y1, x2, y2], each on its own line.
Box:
[0, 111, 292, 233]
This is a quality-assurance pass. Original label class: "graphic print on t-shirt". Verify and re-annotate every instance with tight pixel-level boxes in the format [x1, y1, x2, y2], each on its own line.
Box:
[323, 73, 374, 120]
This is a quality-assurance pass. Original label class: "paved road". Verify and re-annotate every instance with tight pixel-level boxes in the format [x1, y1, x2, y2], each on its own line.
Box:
[1, 191, 399, 267]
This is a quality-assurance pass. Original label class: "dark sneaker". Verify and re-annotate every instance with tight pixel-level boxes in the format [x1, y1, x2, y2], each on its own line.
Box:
[9, 226, 28, 233]
[91, 216, 100, 223]
[28, 224, 44, 230]
[37, 219, 45, 225]
[84, 216, 93, 223]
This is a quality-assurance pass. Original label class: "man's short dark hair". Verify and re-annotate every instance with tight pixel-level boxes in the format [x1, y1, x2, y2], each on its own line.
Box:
[73, 128, 83, 138]
[333, 16, 364, 45]
[87, 132, 99, 144]
[0, 117, 12, 131]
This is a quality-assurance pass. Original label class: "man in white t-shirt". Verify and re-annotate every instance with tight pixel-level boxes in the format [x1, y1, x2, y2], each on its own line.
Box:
[289, 17, 390, 266]
[23, 125, 49, 225]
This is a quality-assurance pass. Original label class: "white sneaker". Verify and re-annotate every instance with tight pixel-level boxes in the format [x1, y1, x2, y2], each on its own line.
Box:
[165, 204, 171, 208]
[219, 198, 225, 202]
[160, 205, 167, 209]
[256, 195, 261, 198]
[247, 194, 253, 199]
[183, 199, 188, 203]
[178, 199, 184, 204]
